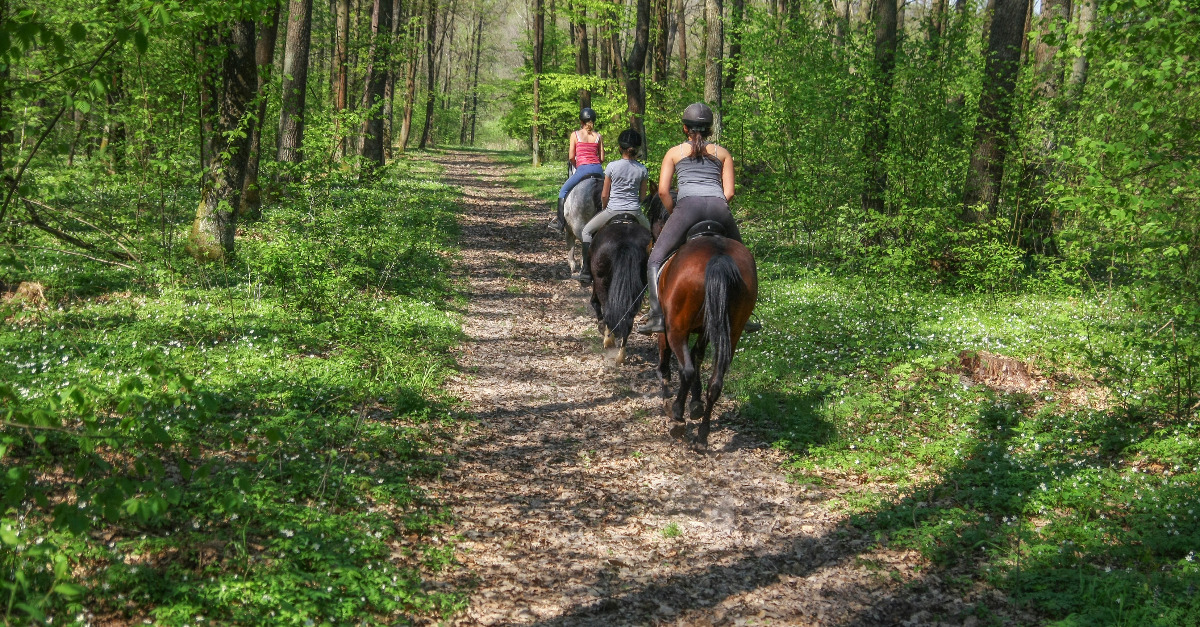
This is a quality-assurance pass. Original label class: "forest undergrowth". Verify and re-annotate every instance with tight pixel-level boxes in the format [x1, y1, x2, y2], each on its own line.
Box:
[0, 157, 467, 625]
[508, 150, 1200, 626]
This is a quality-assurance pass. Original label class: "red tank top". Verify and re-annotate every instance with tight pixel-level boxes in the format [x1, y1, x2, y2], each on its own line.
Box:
[575, 131, 601, 166]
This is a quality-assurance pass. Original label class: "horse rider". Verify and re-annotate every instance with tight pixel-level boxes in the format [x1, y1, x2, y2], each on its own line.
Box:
[572, 128, 653, 284]
[549, 108, 605, 232]
[638, 102, 758, 335]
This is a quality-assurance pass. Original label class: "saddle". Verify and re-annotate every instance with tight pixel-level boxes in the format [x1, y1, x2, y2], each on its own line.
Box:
[686, 220, 727, 240]
[607, 213, 640, 226]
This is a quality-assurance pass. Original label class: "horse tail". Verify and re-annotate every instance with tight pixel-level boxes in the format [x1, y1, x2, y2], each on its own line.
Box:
[603, 242, 647, 341]
[704, 253, 745, 380]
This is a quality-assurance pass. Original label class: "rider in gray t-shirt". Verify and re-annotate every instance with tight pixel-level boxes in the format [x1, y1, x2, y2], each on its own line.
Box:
[573, 129, 653, 284]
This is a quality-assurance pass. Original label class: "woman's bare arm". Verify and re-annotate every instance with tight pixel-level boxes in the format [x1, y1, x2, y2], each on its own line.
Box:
[568, 132, 577, 167]
[602, 175, 613, 209]
[658, 150, 676, 213]
[721, 148, 736, 202]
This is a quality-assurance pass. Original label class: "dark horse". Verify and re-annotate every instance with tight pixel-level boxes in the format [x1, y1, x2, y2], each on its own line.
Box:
[649, 201, 757, 446]
[588, 213, 652, 364]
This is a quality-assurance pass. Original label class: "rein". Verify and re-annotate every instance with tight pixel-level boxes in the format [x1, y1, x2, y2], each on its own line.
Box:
[611, 284, 649, 332]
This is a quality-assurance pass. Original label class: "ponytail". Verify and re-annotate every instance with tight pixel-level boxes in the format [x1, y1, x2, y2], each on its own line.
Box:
[686, 127, 719, 163]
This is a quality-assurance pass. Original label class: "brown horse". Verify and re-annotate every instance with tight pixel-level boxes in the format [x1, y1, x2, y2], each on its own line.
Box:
[655, 233, 757, 446]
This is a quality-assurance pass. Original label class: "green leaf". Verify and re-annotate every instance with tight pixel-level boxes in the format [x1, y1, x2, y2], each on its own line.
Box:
[53, 583, 85, 598]
[69, 22, 86, 42]
[133, 30, 148, 54]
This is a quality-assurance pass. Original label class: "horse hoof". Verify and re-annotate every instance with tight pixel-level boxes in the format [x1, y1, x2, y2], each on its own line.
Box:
[616, 347, 626, 364]
[603, 335, 615, 349]
[668, 424, 685, 439]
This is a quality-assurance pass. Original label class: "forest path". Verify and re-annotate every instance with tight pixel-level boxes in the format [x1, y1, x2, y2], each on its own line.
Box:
[429, 150, 981, 626]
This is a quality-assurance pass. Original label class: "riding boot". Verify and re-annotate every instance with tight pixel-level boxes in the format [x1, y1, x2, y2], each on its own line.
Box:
[637, 264, 666, 335]
[572, 243, 593, 284]
[548, 198, 566, 232]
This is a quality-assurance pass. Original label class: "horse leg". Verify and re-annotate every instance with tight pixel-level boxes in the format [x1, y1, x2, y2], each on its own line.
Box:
[688, 336, 708, 419]
[567, 236, 578, 275]
[698, 351, 731, 449]
[657, 333, 674, 419]
[603, 326, 615, 349]
[668, 330, 694, 439]
[616, 338, 626, 365]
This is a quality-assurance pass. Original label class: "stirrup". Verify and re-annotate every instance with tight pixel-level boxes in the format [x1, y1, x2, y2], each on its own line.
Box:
[547, 218, 564, 233]
[571, 271, 592, 285]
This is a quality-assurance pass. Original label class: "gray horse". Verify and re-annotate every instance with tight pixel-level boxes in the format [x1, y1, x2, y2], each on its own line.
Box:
[562, 174, 602, 276]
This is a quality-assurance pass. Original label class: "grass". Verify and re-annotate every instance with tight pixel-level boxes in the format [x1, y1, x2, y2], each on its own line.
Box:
[0, 157, 467, 625]
[730, 262, 1200, 625]
[502, 149, 1200, 624]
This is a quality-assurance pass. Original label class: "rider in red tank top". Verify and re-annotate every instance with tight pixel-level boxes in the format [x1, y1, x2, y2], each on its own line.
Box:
[550, 108, 606, 232]
[574, 132, 601, 166]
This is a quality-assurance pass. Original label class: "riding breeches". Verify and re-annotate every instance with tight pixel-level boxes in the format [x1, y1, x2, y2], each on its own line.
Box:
[559, 163, 604, 199]
[580, 209, 652, 243]
[648, 196, 741, 272]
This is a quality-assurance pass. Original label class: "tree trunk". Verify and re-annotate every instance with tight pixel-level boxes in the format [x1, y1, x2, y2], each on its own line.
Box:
[625, 0, 651, 157]
[242, 2, 282, 218]
[860, 0, 897, 213]
[703, 0, 722, 137]
[383, 0, 404, 158]
[418, 0, 438, 149]
[470, 13, 484, 144]
[1066, 0, 1095, 102]
[469, 12, 483, 144]
[190, 20, 257, 261]
[609, 0, 624, 81]
[360, 0, 394, 165]
[277, 0, 313, 176]
[573, 6, 591, 108]
[653, 0, 669, 83]
[723, 0, 743, 89]
[0, 0, 10, 178]
[334, 0, 350, 155]
[961, 0, 1031, 221]
[929, 0, 947, 42]
[1034, 0, 1070, 98]
[676, 0, 687, 81]
[398, 0, 422, 153]
[531, 0, 544, 165]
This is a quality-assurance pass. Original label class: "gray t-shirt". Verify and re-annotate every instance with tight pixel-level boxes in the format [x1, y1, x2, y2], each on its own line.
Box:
[604, 158, 648, 213]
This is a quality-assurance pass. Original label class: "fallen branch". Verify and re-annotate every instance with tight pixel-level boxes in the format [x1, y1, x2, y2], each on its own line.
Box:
[21, 197, 140, 262]
[22, 199, 138, 264]
[11, 244, 136, 270]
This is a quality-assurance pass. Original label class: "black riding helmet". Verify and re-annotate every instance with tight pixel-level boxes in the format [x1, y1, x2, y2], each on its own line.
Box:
[682, 102, 714, 130]
[579, 107, 598, 123]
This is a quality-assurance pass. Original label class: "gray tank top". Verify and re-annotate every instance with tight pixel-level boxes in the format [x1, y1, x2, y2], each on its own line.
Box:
[675, 147, 725, 199]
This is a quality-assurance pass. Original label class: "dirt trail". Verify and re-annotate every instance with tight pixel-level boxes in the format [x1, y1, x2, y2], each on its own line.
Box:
[430, 150, 996, 626]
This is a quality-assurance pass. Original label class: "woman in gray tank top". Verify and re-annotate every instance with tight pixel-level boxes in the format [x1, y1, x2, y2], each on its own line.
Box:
[637, 102, 745, 335]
